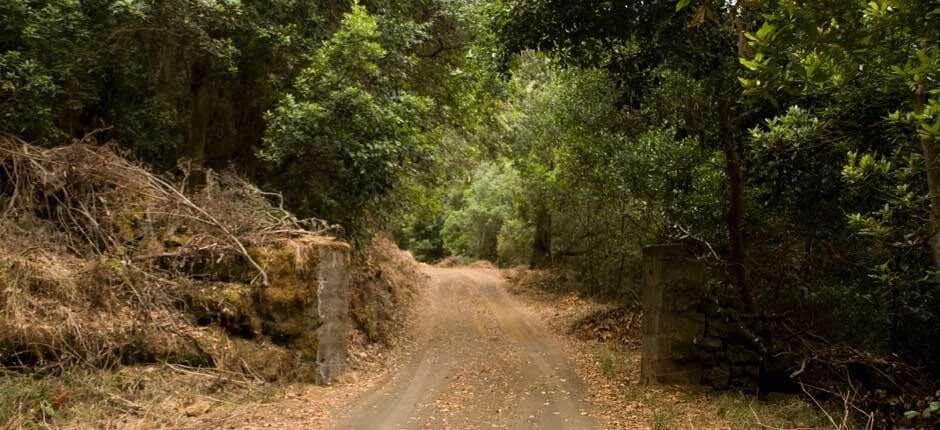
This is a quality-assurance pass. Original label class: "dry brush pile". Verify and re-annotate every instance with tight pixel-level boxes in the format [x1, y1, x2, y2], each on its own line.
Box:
[349, 233, 427, 346]
[0, 133, 341, 381]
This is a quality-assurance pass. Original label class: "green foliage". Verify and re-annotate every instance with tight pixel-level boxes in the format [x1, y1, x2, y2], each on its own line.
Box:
[260, 3, 440, 228]
[0, 0, 325, 161]
[0, 0, 94, 145]
[0, 51, 60, 143]
[399, 53, 725, 296]
[261, 4, 434, 226]
[741, 0, 940, 367]
[440, 162, 518, 263]
[905, 401, 940, 425]
[747, 106, 847, 234]
[2, 0, 478, 234]
[5, 0, 940, 406]
[397, 214, 447, 262]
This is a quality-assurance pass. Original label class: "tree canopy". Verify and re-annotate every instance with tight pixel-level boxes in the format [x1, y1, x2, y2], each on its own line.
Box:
[3, 0, 939, 424]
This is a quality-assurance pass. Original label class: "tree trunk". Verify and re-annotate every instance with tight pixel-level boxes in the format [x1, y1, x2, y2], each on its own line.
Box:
[616, 211, 628, 293]
[531, 204, 552, 269]
[719, 99, 752, 309]
[722, 140, 750, 306]
[914, 81, 940, 268]
[480, 219, 501, 263]
[56, 79, 81, 138]
[326, 0, 345, 30]
[183, 59, 211, 188]
[186, 60, 210, 168]
[233, 69, 267, 175]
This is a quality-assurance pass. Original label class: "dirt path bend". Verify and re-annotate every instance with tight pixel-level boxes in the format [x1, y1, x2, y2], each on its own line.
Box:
[332, 267, 597, 430]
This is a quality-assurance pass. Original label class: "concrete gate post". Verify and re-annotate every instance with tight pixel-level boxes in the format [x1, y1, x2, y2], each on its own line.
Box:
[315, 247, 350, 385]
[640, 244, 705, 385]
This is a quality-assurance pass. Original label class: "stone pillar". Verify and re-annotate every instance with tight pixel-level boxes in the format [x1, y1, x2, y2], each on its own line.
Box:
[640, 244, 705, 385]
[315, 247, 350, 385]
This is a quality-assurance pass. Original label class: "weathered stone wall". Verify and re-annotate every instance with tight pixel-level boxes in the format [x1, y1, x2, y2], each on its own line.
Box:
[694, 300, 764, 390]
[188, 237, 351, 384]
[640, 244, 763, 391]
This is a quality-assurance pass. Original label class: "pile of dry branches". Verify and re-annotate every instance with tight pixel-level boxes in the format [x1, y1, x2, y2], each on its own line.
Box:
[775, 330, 938, 428]
[0, 134, 335, 282]
[0, 134, 333, 375]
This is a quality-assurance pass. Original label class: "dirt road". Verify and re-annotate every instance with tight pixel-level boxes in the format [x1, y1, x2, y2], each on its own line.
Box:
[331, 267, 596, 429]
[195, 266, 821, 430]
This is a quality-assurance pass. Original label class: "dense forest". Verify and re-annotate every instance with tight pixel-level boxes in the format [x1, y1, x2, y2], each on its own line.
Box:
[2, 0, 939, 428]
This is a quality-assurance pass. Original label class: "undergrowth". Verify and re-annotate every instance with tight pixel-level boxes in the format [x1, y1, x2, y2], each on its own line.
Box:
[0, 365, 275, 429]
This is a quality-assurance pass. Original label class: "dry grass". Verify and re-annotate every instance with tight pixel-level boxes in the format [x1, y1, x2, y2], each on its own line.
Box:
[349, 233, 428, 346]
[0, 364, 280, 429]
[581, 328, 834, 429]
[0, 135, 349, 427]
[0, 135, 336, 370]
[503, 268, 837, 429]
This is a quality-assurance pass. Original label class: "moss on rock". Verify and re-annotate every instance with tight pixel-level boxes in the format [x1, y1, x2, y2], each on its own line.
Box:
[249, 241, 321, 344]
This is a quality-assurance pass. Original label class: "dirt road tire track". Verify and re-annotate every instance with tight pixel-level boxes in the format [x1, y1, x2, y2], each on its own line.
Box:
[332, 267, 597, 430]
